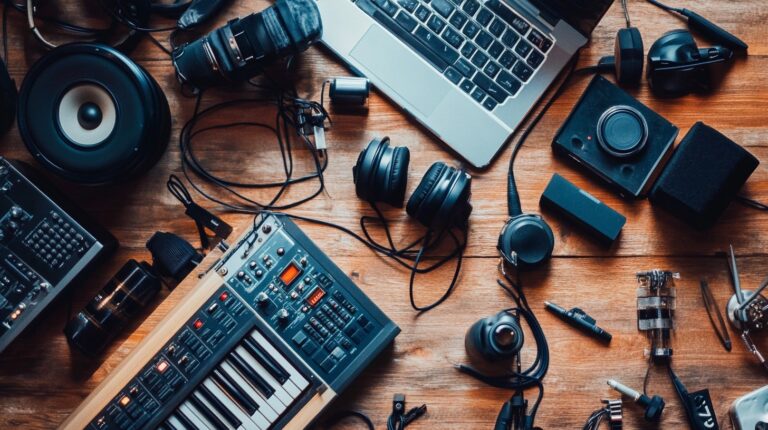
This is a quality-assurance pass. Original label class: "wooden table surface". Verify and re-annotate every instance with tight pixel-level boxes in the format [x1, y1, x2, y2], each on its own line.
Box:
[1, 1, 767, 429]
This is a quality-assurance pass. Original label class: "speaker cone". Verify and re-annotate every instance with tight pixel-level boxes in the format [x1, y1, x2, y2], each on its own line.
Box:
[18, 43, 171, 184]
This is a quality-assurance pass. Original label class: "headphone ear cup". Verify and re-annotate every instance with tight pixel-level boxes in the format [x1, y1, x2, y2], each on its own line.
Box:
[406, 162, 446, 228]
[386, 146, 410, 207]
[353, 137, 385, 202]
[615, 27, 644, 86]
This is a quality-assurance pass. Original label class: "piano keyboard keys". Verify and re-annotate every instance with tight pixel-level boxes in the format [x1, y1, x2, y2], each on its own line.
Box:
[204, 379, 271, 430]
[228, 352, 275, 399]
[242, 335, 290, 384]
[249, 331, 310, 392]
[220, 360, 281, 421]
[199, 384, 242, 429]
[232, 346, 295, 406]
[189, 393, 228, 430]
[211, 368, 259, 415]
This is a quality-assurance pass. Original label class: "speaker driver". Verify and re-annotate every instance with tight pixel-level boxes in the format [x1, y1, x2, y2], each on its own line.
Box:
[18, 43, 171, 184]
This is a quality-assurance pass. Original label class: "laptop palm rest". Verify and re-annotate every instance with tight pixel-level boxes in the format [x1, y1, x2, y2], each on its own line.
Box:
[350, 25, 450, 117]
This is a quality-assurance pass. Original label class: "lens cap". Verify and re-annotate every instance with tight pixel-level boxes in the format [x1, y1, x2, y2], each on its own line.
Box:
[597, 105, 649, 158]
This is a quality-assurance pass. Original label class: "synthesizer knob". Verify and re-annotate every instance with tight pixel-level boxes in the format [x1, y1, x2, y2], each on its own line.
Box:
[6, 221, 18, 232]
[300, 257, 308, 267]
[256, 292, 269, 306]
[10, 206, 23, 219]
[277, 308, 290, 323]
[277, 247, 285, 256]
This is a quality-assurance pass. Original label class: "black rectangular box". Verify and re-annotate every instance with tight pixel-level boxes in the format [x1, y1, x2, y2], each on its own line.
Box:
[540, 173, 627, 243]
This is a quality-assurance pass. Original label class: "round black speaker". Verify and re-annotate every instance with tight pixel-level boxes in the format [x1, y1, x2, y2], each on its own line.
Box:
[18, 43, 171, 184]
[596, 105, 648, 158]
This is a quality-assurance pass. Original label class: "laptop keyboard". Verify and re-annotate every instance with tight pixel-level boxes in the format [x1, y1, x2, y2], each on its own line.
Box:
[354, 0, 554, 112]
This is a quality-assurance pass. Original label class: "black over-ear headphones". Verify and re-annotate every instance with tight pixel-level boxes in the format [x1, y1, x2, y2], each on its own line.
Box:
[353, 137, 472, 231]
[498, 154, 554, 269]
[598, 27, 645, 86]
[647, 29, 733, 97]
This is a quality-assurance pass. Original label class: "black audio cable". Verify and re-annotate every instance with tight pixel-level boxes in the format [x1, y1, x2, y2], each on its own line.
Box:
[178, 79, 331, 212]
[455, 268, 549, 430]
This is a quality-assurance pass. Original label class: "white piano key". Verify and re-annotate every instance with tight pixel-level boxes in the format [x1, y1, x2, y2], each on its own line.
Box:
[220, 361, 281, 422]
[179, 402, 212, 430]
[204, 379, 268, 430]
[192, 391, 232, 430]
[233, 346, 295, 406]
[250, 331, 310, 390]
[166, 415, 184, 430]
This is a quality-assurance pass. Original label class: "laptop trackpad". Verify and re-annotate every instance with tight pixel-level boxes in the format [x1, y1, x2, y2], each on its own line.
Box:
[350, 25, 450, 116]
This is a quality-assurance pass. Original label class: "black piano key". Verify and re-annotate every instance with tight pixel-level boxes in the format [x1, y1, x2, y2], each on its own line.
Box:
[229, 353, 275, 398]
[212, 368, 259, 415]
[174, 412, 199, 430]
[190, 394, 228, 430]
[163, 420, 177, 430]
[199, 384, 242, 428]
[243, 336, 289, 384]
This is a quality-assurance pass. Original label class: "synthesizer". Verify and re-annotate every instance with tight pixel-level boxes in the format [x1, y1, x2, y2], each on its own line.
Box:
[0, 157, 116, 353]
[62, 213, 400, 430]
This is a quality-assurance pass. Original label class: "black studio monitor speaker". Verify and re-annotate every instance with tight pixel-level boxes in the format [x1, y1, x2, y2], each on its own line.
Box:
[650, 122, 759, 229]
[17, 43, 171, 185]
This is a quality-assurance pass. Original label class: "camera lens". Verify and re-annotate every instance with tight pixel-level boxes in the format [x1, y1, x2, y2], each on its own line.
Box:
[596, 105, 649, 158]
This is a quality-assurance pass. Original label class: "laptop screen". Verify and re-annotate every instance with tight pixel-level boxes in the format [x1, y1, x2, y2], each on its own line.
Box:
[529, 0, 615, 37]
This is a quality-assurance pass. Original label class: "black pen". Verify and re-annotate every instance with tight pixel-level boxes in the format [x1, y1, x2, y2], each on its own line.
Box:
[545, 301, 613, 343]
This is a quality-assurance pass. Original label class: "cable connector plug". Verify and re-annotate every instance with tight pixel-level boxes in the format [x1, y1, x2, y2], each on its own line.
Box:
[403, 404, 427, 426]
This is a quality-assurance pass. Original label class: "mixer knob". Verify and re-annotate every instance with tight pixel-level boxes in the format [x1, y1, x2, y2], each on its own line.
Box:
[6, 221, 18, 232]
[256, 292, 269, 306]
[10, 207, 22, 219]
[277, 309, 290, 322]
[277, 247, 285, 256]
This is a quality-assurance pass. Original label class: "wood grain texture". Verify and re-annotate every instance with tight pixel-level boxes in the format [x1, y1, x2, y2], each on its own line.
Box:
[0, 0, 767, 429]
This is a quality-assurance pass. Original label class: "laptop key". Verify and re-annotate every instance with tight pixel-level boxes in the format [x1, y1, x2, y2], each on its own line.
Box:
[527, 50, 544, 69]
[488, 18, 506, 37]
[374, 0, 399, 17]
[514, 40, 532, 58]
[431, 0, 455, 18]
[462, 21, 480, 38]
[486, 0, 529, 35]
[470, 87, 487, 103]
[460, 79, 474, 93]
[512, 61, 533, 82]
[483, 98, 498, 111]
[414, 26, 460, 64]
[473, 73, 509, 103]
[501, 29, 519, 48]
[397, 0, 419, 12]
[395, 11, 418, 32]
[415, 5, 431, 22]
[462, 0, 480, 16]
[365, 7, 451, 71]
[484, 62, 501, 79]
[449, 11, 468, 30]
[470, 50, 489, 68]
[499, 50, 516, 69]
[488, 41, 504, 59]
[475, 30, 493, 49]
[454, 58, 475, 77]
[442, 26, 464, 48]
[427, 15, 446, 33]
[527, 29, 553, 53]
[476, 7, 493, 26]
[460, 42, 477, 58]
[496, 71, 521, 95]
[444, 67, 462, 84]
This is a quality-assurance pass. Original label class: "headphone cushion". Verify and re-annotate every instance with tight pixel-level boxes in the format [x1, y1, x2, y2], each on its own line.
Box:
[615, 27, 644, 86]
[406, 162, 446, 225]
[386, 146, 410, 207]
[498, 214, 554, 267]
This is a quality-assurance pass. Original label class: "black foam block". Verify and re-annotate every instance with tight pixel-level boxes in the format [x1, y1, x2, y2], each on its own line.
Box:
[649, 122, 759, 229]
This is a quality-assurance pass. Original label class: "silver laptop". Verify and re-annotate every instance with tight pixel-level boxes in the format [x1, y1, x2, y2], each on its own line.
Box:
[317, 0, 614, 168]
